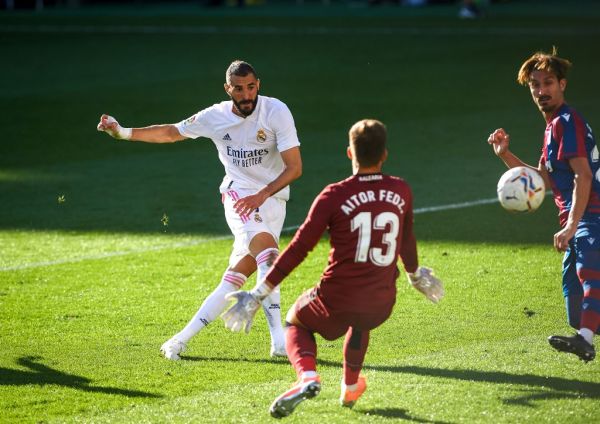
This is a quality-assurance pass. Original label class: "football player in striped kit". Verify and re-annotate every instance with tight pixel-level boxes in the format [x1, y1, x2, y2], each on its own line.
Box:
[488, 48, 600, 362]
[97, 60, 302, 360]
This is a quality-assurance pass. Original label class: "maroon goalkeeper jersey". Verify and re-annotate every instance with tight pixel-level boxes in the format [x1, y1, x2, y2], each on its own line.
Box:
[265, 173, 418, 313]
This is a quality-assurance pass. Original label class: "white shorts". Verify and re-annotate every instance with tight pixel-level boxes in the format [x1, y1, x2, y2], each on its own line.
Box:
[222, 188, 287, 267]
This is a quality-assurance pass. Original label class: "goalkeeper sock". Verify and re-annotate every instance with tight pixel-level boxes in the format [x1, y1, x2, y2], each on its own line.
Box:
[256, 248, 285, 349]
[286, 324, 317, 378]
[343, 328, 369, 386]
[173, 270, 247, 343]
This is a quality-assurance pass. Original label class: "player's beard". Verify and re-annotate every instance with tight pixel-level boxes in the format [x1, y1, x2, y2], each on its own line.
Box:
[232, 96, 259, 117]
[536, 95, 555, 113]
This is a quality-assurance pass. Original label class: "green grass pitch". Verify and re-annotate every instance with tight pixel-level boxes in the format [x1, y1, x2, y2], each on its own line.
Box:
[1, 1, 600, 422]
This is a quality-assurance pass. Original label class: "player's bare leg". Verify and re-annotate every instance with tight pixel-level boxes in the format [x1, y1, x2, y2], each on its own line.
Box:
[250, 232, 286, 357]
[160, 256, 256, 360]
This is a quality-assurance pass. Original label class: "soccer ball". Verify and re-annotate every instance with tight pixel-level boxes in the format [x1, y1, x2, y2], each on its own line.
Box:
[497, 166, 545, 213]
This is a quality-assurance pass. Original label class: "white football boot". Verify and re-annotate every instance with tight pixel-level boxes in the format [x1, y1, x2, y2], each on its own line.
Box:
[160, 338, 187, 361]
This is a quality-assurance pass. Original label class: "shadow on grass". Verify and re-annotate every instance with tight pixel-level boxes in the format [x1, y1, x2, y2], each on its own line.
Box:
[179, 356, 600, 406]
[357, 407, 453, 423]
[181, 355, 290, 365]
[0, 356, 162, 398]
[180, 356, 454, 421]
[367, 364, 600, 406]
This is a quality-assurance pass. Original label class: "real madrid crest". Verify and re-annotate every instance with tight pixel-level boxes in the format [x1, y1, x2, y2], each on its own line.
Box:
[254, 213, 263, 223]
[256, 128, 267, 143]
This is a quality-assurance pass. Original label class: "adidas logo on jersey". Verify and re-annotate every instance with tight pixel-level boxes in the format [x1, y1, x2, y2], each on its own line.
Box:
[222, 133, 232, 141]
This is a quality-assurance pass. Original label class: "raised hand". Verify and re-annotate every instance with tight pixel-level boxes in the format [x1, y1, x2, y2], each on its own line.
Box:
[487, 128, 510, 157]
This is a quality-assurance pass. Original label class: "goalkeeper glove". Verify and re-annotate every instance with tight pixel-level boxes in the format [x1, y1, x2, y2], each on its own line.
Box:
[407, 266, 444, 303]
[222, 281, 272, 334]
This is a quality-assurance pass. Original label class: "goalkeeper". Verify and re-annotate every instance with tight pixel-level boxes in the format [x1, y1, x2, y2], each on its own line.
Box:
[223, 118, 444, 418]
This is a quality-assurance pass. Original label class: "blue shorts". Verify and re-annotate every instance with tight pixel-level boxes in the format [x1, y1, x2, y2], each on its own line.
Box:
[562, 217, 600, 297]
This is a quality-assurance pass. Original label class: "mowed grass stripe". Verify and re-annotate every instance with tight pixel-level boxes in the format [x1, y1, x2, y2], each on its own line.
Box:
[0, 196, 502, 272]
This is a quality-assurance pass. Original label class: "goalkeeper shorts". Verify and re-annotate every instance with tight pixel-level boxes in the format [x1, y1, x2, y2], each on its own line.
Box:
[292, 287, 394, 341]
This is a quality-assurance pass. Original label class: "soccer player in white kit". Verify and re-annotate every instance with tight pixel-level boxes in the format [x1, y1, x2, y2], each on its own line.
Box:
[96, 60, 302, 360]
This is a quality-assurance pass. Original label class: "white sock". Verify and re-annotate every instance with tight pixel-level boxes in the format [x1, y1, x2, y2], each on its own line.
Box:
[173, 270, 247, 344]
[301, 371, 318, 380]
[256, 248, 285, 349]
[578, 328, 594, 345]
[343, 382, 358, 392]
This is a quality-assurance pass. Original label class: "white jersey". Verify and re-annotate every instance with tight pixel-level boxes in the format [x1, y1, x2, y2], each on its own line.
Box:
[175, 95, 300, 200]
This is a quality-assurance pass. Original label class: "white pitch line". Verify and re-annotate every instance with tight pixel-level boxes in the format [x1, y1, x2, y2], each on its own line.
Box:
[0, 234, 231, 273]
[0, 196, 500, 273]
[0, 24, 598, 36]
[413, 196, 500, 214]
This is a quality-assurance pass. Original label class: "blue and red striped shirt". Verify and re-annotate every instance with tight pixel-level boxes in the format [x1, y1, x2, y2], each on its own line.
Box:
[540, 103, 600, 226]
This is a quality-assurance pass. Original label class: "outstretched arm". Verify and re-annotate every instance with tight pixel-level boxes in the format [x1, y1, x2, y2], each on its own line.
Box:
[97, 114, 187, 143]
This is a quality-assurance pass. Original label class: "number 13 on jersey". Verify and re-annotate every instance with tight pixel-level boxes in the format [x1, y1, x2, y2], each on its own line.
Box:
[351, 212, 399, 267]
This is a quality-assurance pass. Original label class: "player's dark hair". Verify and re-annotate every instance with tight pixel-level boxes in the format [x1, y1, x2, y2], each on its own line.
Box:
[517, 47, 572, 86]
[349, 119, 387, 167]
[226, 60, 258, 85]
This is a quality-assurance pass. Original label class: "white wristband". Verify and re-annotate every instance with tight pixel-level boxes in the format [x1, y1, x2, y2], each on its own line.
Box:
[249, 280, 273, 301]
[117, 127, 132, 140]
[104, 116, 132, 140]
[407, 267, 421, 285]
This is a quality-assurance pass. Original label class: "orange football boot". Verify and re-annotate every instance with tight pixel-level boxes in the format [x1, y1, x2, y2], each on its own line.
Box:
[340, 374, 367, 408]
